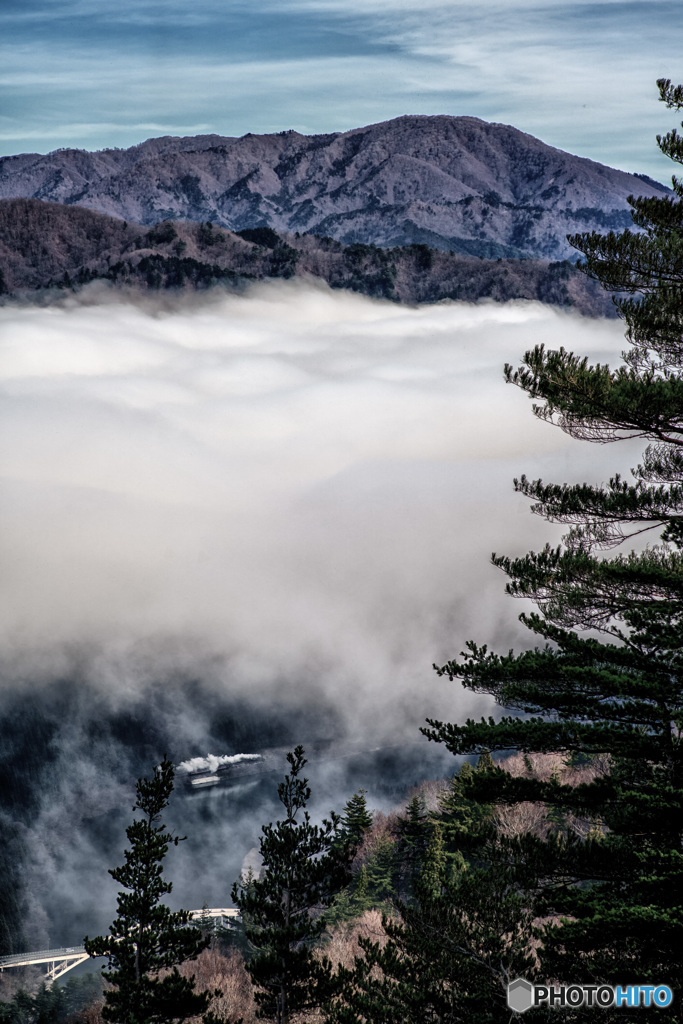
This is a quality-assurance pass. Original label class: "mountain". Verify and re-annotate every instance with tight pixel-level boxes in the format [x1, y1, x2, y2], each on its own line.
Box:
[0, 116, 669, 261]
[0, 198, 614, 315]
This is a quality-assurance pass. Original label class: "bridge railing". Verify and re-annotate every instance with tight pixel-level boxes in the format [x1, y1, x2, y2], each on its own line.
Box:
[0, 946, 86, 968]
[0, 908, 240, 984]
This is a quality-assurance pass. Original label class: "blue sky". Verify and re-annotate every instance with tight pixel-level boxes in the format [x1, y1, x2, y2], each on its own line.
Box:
[0, 0, 680, 179]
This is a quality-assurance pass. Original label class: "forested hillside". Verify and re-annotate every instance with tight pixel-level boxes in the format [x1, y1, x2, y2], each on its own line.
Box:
[0, 198, 613, 314]
[0, 748, 625, 1024]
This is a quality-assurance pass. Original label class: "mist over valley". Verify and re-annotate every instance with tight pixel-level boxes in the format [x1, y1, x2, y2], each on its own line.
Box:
[0, 282, 641, 956]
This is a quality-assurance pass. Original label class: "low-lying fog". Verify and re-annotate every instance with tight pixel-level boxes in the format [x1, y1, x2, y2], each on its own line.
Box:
[0, 280, 640, 949]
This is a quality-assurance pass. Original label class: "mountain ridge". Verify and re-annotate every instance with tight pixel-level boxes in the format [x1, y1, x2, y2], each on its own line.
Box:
[0, 198, 614, 315]
[0, 115, 668, 261]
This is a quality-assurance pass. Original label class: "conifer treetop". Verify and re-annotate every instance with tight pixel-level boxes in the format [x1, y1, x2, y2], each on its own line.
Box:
[84, 757, 211, 1024]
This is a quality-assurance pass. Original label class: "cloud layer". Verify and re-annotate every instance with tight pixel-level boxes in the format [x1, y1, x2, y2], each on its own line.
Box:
[0, 281, 640, 732]
[1, 281, 648, 947]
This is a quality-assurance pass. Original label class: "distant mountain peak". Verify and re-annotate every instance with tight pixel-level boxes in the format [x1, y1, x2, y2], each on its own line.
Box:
[0, 116, 667, 260]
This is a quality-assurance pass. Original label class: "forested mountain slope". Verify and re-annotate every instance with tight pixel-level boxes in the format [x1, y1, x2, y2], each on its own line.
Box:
[0, 198, 613, 314]
[0, 116, 668, 260]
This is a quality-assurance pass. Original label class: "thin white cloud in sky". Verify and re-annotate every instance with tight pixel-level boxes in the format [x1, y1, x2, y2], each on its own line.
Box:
[0, 0, 680, 177]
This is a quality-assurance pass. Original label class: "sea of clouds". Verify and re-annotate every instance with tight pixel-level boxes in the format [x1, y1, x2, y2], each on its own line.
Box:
[0, 281, 639, 722]
[0, 280, 644, 945]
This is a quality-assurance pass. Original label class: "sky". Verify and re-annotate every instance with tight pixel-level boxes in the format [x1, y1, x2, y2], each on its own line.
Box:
[0, 0, 681, 180]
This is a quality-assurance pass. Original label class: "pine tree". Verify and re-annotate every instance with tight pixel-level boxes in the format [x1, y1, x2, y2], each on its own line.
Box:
[84, 757, 212, 1024]
[230, 746, 349, 1024]
[423, 81, 683, 1011]
[326, 833, 536, 1024]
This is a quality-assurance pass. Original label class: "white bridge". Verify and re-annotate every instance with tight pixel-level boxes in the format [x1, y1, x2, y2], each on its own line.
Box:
[0, 908, 239, 986]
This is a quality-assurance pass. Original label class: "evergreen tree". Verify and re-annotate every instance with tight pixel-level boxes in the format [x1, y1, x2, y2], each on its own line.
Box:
[0, 976, 103, 1024]
[351, 865, 370, 916]
[217, 870, 253, 959]
[437, 759, 492, 855]
[84, 757, 212, 1024]
[326, 866, 372, 926]
[326, 833, 536, 1024]
[424, 80, 683, 1012]
[230, 747, 349, 1024]
[196, 902, 213, 935]
[414, 823, 446, 903]
[362, 834, 398, 911]
[475, 748, 494, 773]
[326, 791, 375, 924]
[337, 790, 373, 851]
[393, 794, 431, 899]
